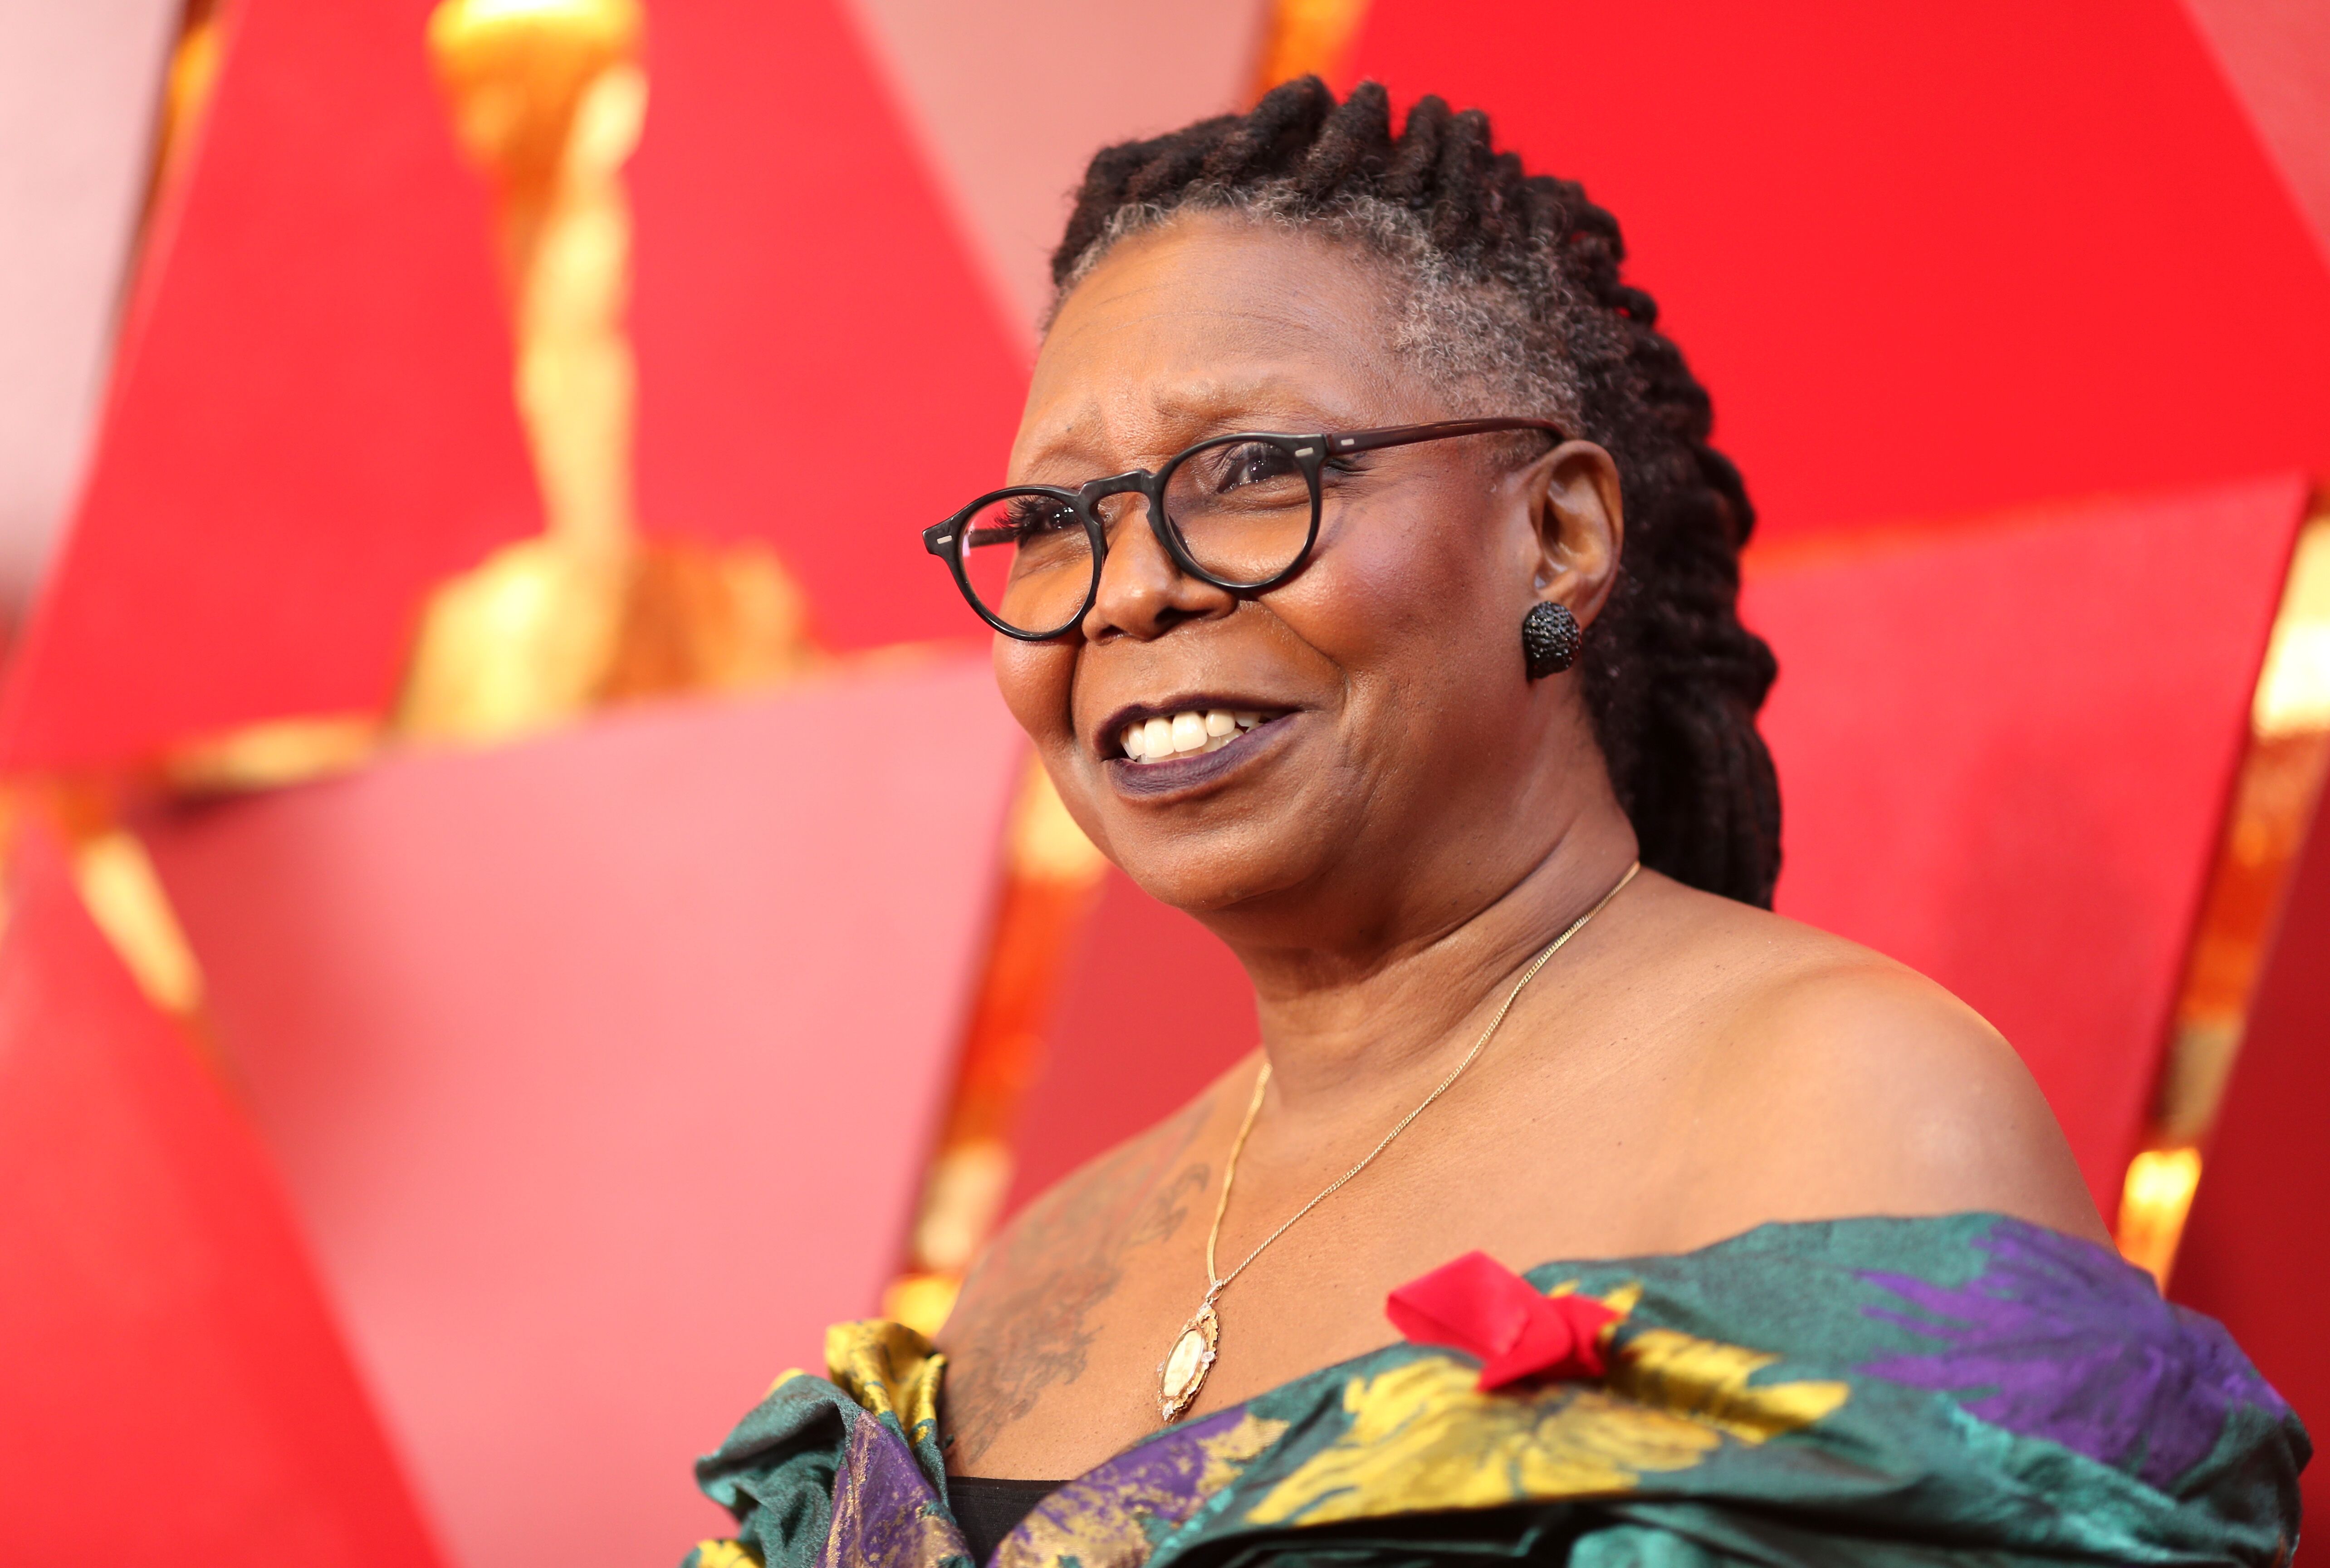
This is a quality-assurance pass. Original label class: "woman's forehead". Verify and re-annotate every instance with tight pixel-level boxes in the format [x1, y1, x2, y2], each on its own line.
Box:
[1017, 218, 1410, 470]
[1044, 215, 1398, 367]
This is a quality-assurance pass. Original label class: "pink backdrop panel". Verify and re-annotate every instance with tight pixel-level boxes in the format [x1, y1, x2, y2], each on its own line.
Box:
[1748, 475, 2307, 1209]
[141, 655, 1022, 1568]
[2181, 0, 2330, 265]
[839, 0, 1265, 335]
[0, 823, 444, 1568]
[0, 0, 540, 770]
[1346, 0, 2330, 544]
[630, 0, 1031, 655]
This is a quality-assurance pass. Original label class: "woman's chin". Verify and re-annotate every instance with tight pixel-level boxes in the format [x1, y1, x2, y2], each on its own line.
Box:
[1119, 859, 1297, 918]
[1104, 823, 1330, 920]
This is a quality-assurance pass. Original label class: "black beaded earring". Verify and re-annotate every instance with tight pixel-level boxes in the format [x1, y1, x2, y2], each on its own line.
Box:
[1522, 602, 1581, 680]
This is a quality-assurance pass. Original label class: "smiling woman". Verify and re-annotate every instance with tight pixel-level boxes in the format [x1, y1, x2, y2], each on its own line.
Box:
[679, 80, 2306, 1568]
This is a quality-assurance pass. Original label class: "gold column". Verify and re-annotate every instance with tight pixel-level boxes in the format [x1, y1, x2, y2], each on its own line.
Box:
[2117, 504, 2330, 1286]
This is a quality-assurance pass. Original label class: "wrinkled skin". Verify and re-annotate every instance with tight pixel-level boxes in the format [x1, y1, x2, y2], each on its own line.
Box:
[936, 212, 2105, 1482]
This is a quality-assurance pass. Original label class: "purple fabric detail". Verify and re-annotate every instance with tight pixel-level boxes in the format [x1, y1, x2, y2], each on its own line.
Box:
[820, 1411, 965, 1568]
[996, 1406, 1259, 1568]
[1071, 1404, 1248, 1512]
[1856, 1218, 2286, 1489]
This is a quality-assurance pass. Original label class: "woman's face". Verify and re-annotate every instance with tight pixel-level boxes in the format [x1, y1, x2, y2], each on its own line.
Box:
[994, 213, 1624, 936]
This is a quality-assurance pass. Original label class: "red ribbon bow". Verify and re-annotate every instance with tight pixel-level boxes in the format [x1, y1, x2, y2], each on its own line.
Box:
[1385, 1251, 1621, 1391]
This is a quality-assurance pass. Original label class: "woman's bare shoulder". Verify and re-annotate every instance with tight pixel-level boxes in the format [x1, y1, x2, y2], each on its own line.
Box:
[1639, 881, 2112, 1246]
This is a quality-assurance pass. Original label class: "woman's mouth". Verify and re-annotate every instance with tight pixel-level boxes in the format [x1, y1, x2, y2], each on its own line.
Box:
[1098, 704, 1294, 797]
[1116, 707, 1271, 763]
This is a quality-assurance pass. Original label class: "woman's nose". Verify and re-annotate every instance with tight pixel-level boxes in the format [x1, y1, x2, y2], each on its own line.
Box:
[1082, 494, 1237, 642]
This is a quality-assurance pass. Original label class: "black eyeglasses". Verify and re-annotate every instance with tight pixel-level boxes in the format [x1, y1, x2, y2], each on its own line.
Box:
[922, 418, 1566, 640]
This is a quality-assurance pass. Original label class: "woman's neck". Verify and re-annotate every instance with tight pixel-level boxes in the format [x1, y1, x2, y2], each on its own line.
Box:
[1218, 794, 1643, 1119]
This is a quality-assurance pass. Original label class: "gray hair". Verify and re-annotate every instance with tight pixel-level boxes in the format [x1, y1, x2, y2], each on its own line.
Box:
[1046, 182, 1602, 438]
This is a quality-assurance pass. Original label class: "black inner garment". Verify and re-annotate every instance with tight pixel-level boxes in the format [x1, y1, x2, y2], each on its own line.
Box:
[949, 1475, 1065, 1563]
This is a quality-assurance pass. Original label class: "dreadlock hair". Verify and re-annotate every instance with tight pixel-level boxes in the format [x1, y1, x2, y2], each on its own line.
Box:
[1048, 77, 1782, 906]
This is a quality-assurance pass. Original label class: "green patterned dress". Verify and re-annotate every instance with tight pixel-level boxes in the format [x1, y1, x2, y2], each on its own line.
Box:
[680, 1215, 2306, 1566]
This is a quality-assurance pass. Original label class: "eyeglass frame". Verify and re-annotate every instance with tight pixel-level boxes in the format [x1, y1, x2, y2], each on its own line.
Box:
[922, 417, 1569, 641]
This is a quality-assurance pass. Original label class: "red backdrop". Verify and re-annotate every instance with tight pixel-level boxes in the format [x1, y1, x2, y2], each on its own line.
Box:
[0, 0, 1034, 772]
[0, 0, 539, 771]
[0, 823, 444, 1568]
[629, 0, 1031, 655]
[1341, 0, 2330, 542]
[1746, 477, 2305, 1211]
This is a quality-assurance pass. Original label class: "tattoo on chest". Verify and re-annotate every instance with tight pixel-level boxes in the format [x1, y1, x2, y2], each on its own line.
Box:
[940, 1106, 1210, 1466]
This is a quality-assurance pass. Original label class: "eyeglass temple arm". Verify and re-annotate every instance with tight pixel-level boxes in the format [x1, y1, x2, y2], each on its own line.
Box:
[1324, 418, 1567, 455]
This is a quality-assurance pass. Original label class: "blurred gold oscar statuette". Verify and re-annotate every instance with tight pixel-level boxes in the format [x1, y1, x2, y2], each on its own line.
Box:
[59, 0, 841, 1093]
[403, 0, 814, 745]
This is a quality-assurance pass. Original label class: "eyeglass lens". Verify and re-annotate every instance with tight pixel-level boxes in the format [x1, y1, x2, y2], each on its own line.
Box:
[959, 490, 1088, 637]
[955, 436, 1320, 636]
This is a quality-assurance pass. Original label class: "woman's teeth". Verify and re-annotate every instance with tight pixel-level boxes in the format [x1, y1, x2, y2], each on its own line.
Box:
[1120, 709, 1265, 762]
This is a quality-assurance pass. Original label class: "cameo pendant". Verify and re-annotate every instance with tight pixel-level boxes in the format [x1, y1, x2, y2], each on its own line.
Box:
[1157, 1299, 1221, 1422]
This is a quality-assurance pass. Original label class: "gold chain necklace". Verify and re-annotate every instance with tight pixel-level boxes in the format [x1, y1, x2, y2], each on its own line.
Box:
[1156, 860, 1641, 1422]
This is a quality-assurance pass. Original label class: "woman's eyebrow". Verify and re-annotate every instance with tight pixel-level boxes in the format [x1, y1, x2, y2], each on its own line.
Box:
[1144, 375, 1350, 425]
[1010, 373, 1388, 479]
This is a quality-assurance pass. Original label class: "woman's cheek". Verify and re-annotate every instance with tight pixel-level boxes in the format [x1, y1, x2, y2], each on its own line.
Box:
[1285, 495, 1489, 666]
[989, 634, 1077, 748]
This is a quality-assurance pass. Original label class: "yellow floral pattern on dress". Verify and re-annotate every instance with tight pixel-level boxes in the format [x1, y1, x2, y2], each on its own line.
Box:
[1194, 1411, 1290, 1495]
[1248, 1283, 1849, 1527]
[689, 1540, 761, 1568]
[1613, 1327, 1850, 1442]
[1247, 1359, 1717, 1524]
[822, 1319, 946, 1447]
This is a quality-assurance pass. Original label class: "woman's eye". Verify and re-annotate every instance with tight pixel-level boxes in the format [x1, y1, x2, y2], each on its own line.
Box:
[1217, 443, 1298, 490]
[1004, 499, 1076, 535]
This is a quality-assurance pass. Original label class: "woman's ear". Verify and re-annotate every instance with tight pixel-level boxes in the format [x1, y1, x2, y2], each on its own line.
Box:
[1523, 441, 1625, 625]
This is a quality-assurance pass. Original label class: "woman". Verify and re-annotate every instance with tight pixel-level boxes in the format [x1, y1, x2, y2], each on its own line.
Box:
[683, 80, 2304, 1566]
